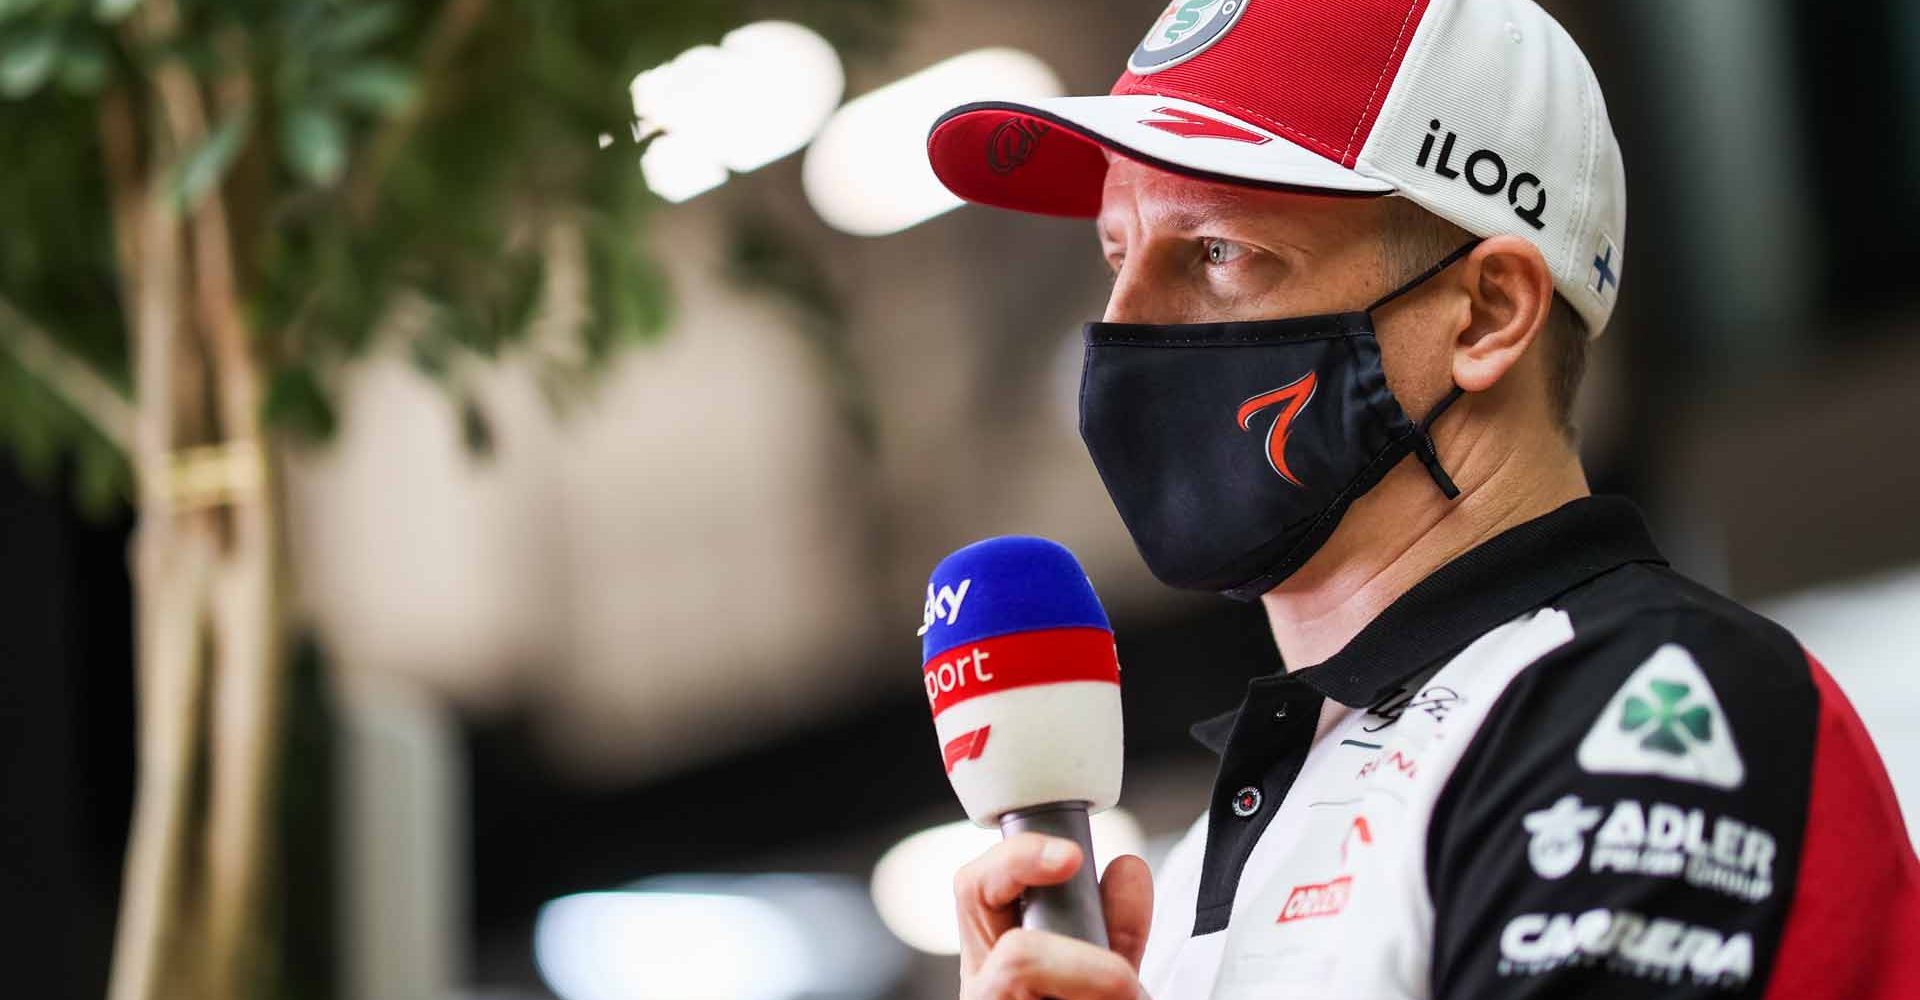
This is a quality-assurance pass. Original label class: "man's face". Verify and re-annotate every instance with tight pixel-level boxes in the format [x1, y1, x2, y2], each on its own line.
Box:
[1098, 156, 1394, 324]
[1095, 156, 1457, 416]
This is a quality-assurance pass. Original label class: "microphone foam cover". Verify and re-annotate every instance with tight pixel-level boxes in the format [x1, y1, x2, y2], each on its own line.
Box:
[919, 536, 1122, 826]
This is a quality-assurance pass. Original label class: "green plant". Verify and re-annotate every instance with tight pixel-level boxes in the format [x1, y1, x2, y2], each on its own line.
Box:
[0, 1, 897, 996]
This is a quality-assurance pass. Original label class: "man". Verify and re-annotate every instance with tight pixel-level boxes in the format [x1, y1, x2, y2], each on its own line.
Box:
[922, 1, 1920, 998]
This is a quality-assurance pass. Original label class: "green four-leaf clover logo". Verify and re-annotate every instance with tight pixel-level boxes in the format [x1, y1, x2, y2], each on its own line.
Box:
[1620, 679, 1714, 757]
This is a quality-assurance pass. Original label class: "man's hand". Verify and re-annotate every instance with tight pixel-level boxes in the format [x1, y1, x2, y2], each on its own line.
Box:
[954, 832, 1154, 1000]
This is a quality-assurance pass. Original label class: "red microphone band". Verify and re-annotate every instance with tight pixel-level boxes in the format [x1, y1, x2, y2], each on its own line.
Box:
[922, 626, 1119, 717]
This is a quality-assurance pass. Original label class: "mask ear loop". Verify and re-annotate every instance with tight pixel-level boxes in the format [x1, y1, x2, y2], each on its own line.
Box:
[1408, 387, 1465, 499]
[1366, 238, 1482, 501]
[1366, 238, 1482, 312]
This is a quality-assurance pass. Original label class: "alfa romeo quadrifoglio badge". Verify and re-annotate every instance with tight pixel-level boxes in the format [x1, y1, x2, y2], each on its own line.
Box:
[1127, 0, 1251, 75]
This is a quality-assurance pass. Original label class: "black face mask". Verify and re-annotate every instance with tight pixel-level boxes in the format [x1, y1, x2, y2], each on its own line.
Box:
[1078, 241, 1478, 601]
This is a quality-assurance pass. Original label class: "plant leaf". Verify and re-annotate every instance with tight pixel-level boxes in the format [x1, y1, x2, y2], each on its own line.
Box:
[0, 0, 52, 24]
[315, 3, 402, 54]
[329, 61, 415, 115]
[0, 27, 60, 99]
[55, 34, 107, 93]
[170, 108, 252, 209]
[263, 363, 337, 441]
[94, 0, 139, 24]
[585, 224, 670, 352]
[74, 438, 128, 517]
[282, 105, 347, 186]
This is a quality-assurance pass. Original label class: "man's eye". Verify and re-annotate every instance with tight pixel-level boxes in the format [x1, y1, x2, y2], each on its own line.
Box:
[1203, 238, 1249, 266]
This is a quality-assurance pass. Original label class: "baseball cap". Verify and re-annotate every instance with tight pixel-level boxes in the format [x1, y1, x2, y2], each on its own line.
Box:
[925, 0, 1627, 335]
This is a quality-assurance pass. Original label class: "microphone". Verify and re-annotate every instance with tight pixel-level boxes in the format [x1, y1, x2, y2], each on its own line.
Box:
[919, 536, 1123, 947]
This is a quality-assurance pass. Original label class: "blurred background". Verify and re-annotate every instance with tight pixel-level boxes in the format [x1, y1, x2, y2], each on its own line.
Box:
[7, 0, 1920, 998]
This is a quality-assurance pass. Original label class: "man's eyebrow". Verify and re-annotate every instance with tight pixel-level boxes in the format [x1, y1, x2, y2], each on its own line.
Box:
[1098, 204, 1232, 244]
[1097, 192, 1298, 253]
[1157, 201, 1317, 257]
[1155, 206, 1234, 233]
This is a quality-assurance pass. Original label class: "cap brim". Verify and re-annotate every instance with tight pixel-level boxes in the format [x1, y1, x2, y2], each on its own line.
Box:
[927, 94, 1394, 219]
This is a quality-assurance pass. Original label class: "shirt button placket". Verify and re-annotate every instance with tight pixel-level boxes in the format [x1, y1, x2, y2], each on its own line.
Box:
[1190, 679, 1322, 937]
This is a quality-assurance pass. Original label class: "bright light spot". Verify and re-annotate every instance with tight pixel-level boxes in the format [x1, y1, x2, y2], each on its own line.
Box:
[535, 892, 811, 1000]
[535, 875, 910, 1000]
[870, 809, 1146, 955]
[598, 133, 614, 149]
[640, 134, 728, 203]
[628, 21, 844, 200]
[804, 48, 1064, 236]
[709, 21, 844, 171]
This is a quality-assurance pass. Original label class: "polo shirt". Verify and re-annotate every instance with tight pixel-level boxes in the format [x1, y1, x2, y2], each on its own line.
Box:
[1136, 496, 1920, 999]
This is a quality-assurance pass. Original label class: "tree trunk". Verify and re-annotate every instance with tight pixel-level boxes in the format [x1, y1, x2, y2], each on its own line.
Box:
[107, 3, 289, 997]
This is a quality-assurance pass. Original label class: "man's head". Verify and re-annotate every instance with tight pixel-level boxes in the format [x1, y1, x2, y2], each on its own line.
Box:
[1076, 153, 1589, 599]
[925, 0, 1622, 599]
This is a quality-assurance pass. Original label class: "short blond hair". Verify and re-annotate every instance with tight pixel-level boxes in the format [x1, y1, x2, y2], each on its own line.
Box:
[1379, 198, 1588, 439]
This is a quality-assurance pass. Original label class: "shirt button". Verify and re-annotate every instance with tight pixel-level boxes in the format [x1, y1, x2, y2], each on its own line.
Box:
[1230, 786, 1263, 818]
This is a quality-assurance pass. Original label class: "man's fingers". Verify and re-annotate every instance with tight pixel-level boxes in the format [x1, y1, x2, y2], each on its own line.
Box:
[954, 834, 1084, 973]
[955, 832, 1084, 913]
[1099, 855, 1154, 971]
[969, 928, 1144, 1000]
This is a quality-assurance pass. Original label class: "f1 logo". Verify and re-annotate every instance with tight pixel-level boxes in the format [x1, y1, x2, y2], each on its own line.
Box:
[1237, 373, 1318, 487]
[943, 725, 991, 774]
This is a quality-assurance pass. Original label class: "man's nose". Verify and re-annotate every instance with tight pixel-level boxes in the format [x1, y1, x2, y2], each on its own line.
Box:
[1103, 260, 1182, 325]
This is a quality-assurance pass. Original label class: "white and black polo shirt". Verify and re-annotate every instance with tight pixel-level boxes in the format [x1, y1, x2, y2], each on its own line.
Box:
[1137, 496, 1920, 999]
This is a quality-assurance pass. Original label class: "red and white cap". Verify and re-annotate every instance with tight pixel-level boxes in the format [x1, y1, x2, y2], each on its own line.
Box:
[926, 0, 1627, 335]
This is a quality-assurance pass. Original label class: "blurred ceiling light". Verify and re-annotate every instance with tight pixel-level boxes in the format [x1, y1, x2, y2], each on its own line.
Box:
[535, 875, 908, 1000]
[803, 48, 1065, 236]
[536, 892, 807, 1000]
[708, 22, 845, 171]
[639, 134, 729, 204]
[870, 809, 1145, 955]
[628, 21, 844, 201]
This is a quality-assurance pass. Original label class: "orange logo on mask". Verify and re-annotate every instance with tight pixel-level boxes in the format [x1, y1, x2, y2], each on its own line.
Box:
[1236, 373, 1318, 487]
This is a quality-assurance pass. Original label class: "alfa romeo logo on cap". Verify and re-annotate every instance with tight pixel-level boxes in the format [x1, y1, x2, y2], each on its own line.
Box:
[1128, 0, 1250, 75]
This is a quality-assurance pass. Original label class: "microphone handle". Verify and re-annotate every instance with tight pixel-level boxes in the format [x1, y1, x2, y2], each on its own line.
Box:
[999, 802, 1109, 948]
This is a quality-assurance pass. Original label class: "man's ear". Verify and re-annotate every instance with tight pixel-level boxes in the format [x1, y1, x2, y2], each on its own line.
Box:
[1450, 235, 1555, 393]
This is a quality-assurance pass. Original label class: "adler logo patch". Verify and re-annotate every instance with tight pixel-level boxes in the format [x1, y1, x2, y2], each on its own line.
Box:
[1128, 0, 1250, 75]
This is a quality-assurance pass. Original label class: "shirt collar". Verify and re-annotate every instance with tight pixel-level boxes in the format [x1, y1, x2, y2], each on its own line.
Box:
[1190, 495, 1667, 755]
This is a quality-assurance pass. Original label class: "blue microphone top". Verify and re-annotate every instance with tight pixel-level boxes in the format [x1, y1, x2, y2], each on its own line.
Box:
[919, 536, 1111, 661]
